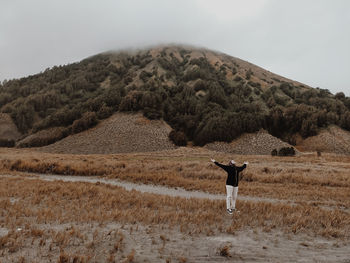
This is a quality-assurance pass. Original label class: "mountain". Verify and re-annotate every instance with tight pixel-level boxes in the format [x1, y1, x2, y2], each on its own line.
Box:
[1, 45, 350, 151]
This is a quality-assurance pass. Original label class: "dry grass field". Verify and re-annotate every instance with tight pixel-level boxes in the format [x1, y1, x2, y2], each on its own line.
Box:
[0, 147, 349, 262]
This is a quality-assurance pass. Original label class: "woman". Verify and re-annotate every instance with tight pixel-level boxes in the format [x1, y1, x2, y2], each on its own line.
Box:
[211, 159, 248, 214]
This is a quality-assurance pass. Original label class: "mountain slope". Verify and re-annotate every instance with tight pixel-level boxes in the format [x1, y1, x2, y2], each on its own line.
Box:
[38, 112, 175, 154]
[205, 129, 293, 155]
[1, 44, 350, 150]
[296, 125, 350, 154]
[0, 113, 21, 144]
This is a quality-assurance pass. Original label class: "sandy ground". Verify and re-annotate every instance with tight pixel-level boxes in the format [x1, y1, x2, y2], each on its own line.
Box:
[1, 222, 349, 263]
[1, 173, 349, 262]
[38, 113, 176, 154]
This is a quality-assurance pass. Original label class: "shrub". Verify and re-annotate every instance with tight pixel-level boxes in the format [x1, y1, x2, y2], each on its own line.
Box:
[119, 91, 143, 111]
[274, 95, 288, 106]
[194, 80, 207, 91]
[245, 69, 253, 79]
[300, 118, 318, 138]
[169, 130, 187, 146]
[232, 67, 237, 75]
[97, 104, 113, 119]
[143, 107, 162, 120]
[335, 92, 345, 100]
[218, 245, 231, 257]
[0, 139, 15, 147]
[182, 67, 210, 82]
[139, 70, 153, 83]
[278, 147, 296, 156]
[0, 92, 12, 106]
[242, 85, 252, 97]
[271, 149, 278, 156]
[17, 127, 71, 148]
[248, 81, 260, 88]
[340, 112, 350, 131]
[234, 76, 242, 81]
[14, 103, 35, 133]
[72, 112, 98, 134]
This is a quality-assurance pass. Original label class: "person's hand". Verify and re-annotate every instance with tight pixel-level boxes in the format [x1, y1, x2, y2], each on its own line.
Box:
[211, 159, 215, 163]
[244, 161, 249, 165]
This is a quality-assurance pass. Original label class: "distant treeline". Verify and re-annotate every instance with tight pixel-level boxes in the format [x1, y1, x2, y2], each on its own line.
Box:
[1, 47, 350, 146]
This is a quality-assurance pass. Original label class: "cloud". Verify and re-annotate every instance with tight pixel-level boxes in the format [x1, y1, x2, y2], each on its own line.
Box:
[194, 0, 270, 23]
[0, 0, 349, 95]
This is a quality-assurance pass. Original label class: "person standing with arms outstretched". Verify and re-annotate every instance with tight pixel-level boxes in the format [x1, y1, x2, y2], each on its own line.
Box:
[211, 159, 248, 214]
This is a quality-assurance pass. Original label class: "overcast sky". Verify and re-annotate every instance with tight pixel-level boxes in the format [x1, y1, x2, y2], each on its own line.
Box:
[1, 0, 349, 95]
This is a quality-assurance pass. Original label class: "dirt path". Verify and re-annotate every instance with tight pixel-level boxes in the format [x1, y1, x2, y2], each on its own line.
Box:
[1, 173, 347, 213]
[0, 173, 288, 203]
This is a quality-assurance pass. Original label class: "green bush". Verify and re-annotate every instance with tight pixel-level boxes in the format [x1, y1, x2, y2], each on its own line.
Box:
[234, 76, 242, 81]
[17, 128, 71, 148]
[278, 147, 295, 156]
[0, 139, 15, 147]
[340, 112, 350, 130]
[143, 107, 162, 120]
[72, 112, 98, 134]
[97, 104, 113, 119]
[169, 130, 187, 146]
[247, 81, 260, 88]
[2, 46, 350, 146]
[232, 67, 237, 75]
[139, 70, 153, 83]
[14, 103, 35, 133]
[245, 69, 253, 79]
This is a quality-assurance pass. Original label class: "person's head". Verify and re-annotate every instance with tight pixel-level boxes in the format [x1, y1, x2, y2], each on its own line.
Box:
[228, 160, 236, 166]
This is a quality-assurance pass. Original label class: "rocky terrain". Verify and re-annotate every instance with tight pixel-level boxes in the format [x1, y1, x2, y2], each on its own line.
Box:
[16, 113, 349, 155]
[33, 113, 297, 155]
[296, 125, 350, 155]
[205, 129, 293, 155]
[39, 113, 176, 154]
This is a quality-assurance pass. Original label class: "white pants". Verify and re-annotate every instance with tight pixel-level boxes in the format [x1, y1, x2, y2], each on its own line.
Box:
[226, 185, 238, 210]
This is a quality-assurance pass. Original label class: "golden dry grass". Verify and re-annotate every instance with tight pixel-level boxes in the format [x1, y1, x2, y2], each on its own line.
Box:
[0, 147, 349, 246]
[0, 176, 349, 240]
[0, 148, 349, 210]
[0, 151, 349, 262]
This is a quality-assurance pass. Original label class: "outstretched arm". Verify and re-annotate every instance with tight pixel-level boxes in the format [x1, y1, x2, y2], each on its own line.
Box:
[236, 161, 249, 172]
[211, 159, 230, 172]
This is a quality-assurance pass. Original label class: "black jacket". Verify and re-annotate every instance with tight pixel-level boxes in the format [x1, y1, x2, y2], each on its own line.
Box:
[214, 162, 247, 187]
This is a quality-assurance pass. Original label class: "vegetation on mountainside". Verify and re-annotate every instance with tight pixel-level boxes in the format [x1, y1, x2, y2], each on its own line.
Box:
[1, 46, 350, 147]
[271, 147, 296, 156]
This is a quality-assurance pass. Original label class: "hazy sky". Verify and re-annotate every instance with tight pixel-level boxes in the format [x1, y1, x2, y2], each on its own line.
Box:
[1, 0, 349, 95]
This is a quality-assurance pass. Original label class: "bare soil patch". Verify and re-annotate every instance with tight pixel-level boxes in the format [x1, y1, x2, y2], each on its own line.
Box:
[296, 126, 350, 155]
[205, 129, 293, 155]
[38, 113, 176, 154]
[2, 222, 348, 263]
